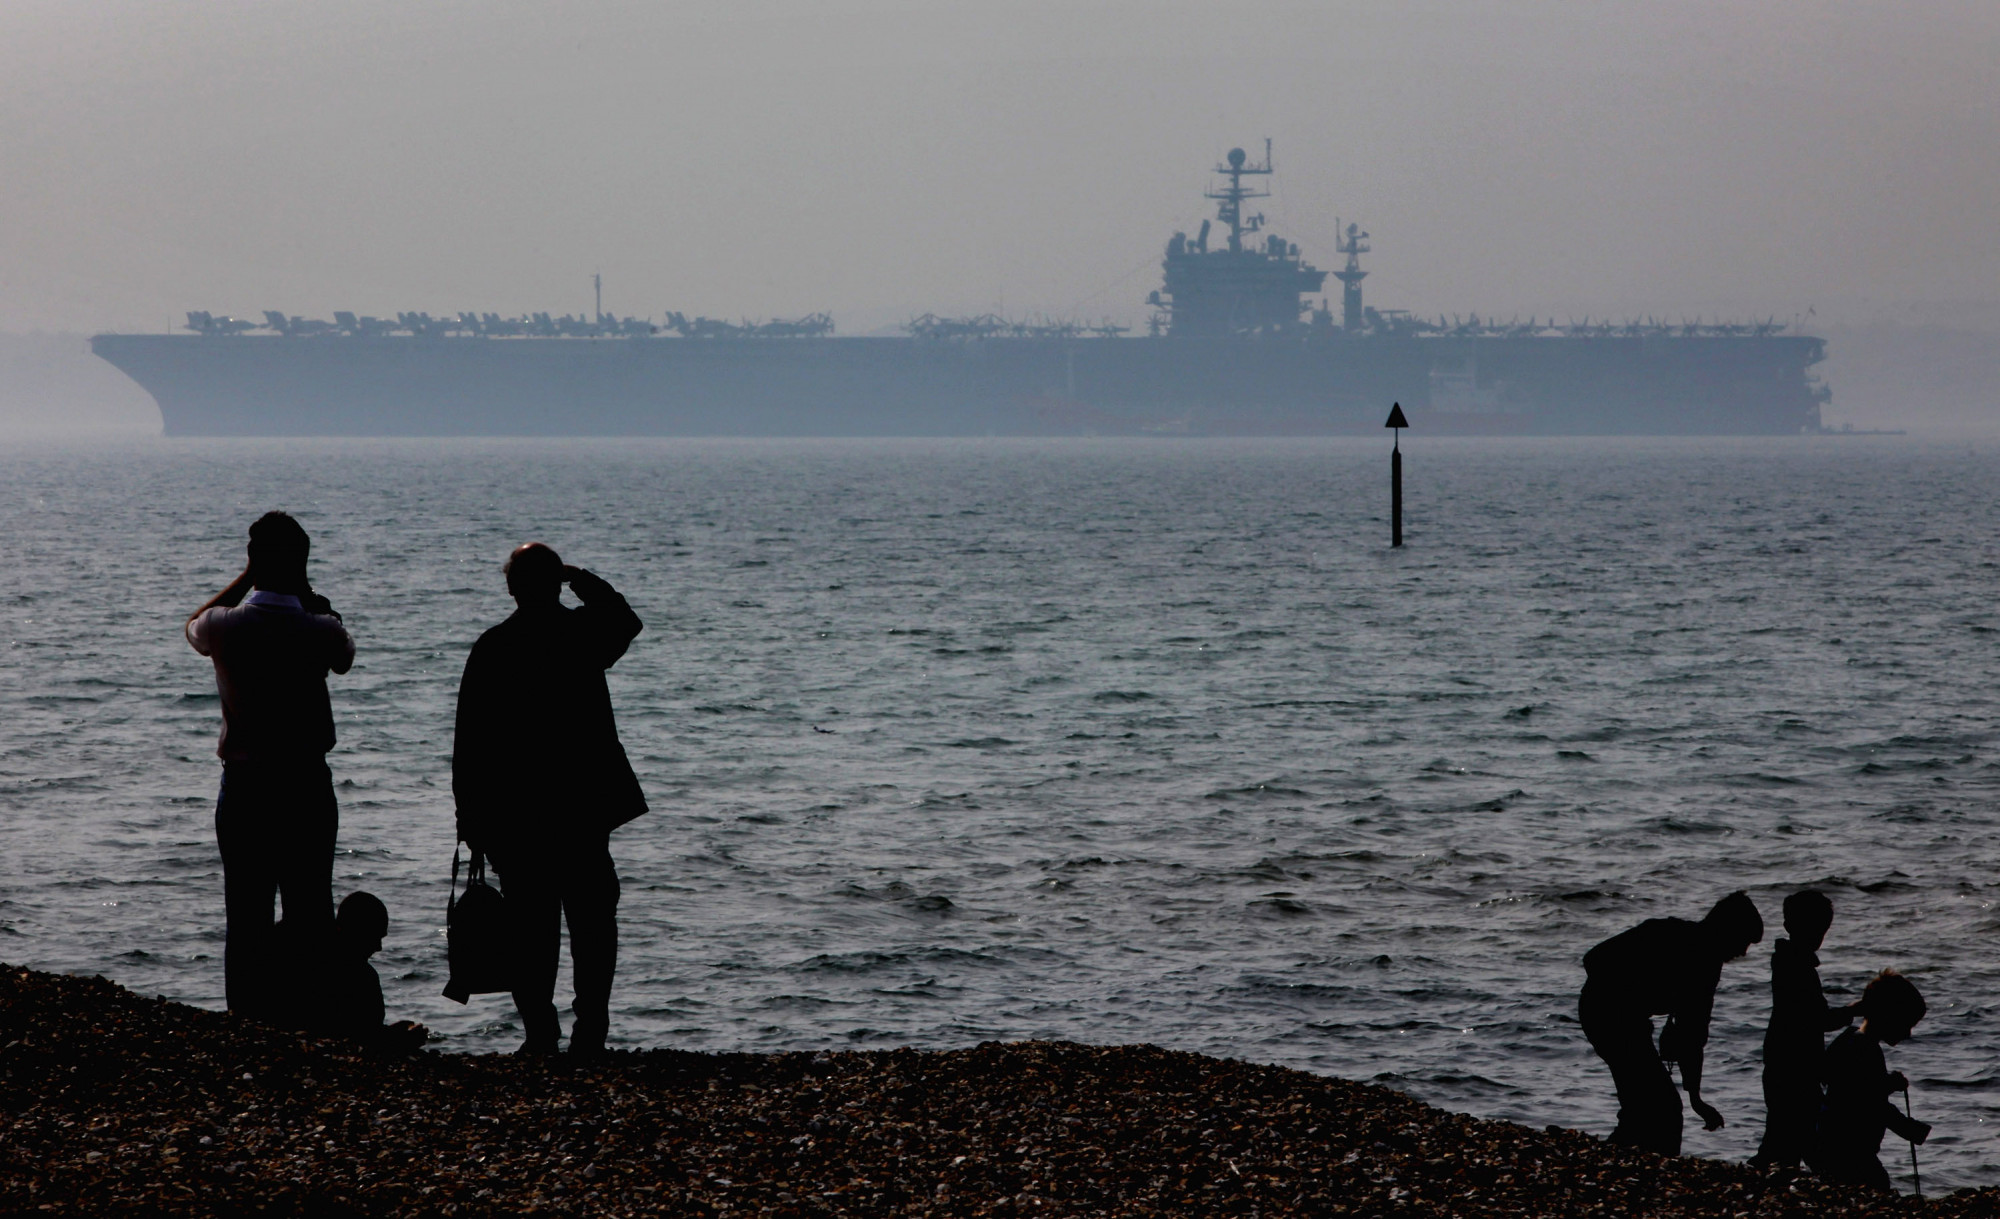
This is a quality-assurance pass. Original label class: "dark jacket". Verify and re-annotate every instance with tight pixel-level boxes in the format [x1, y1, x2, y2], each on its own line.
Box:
[452, 568, 646, 848]
[1582, 917, 1723, 1082]
[1764, 937, 1851, 1071]
[1814, 1026, 1926, 1172]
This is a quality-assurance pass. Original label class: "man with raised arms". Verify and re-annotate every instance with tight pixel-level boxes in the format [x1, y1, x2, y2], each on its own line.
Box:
[452, 543, 647, 1055]
[186, 511, 355, 1019]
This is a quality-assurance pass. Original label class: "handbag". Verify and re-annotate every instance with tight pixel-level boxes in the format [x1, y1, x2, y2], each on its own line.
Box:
[442, 847, 512, 1004]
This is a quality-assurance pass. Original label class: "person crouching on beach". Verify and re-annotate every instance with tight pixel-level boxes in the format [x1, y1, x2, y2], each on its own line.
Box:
[185, 511, 354, 1021]
[1579, 891, 1764, 1155]
[1810, 969, 1930, 1190]
[452, 543, 647, 1055]
[1751, 890, 1859, 1171]
[313, 892, 429, 1052]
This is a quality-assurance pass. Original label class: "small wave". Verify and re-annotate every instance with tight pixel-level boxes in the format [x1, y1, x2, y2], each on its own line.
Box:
[1239, 977, 1354, 998]
[1090, 690, 1155, 703]
[1855, 877, 1916, 894]
[1873, 804, 1942, 824]
[1205, 784, 1310, 800]
[917, 792, 980, 809]
[834, 882, 955, 913]
[1644, 816, 1733, 835]
[757, 994, 843, 1009]
[1248, 895, 1314, 917]
[1720, 771, 1807, 787]
[1856, 758, 1954, 775]
[1376, 1070, 1522, 1097]
[798, 950, 909, 973]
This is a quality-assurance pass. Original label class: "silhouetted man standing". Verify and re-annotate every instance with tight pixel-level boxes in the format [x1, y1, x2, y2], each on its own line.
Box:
[1579, 891, 1764, 1155]
[186, 511, 354, 1019]
[453, 543, 646, 1055]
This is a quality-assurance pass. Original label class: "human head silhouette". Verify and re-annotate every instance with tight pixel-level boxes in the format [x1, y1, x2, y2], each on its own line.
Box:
[1861, 969, 1926, 1045]
[504, 542, 564, 606]
[336, 891, 389, 958]
[246, 511, 311, 594]
[1700, 890, 1764, 961]
[1782, 889, 1834, 951]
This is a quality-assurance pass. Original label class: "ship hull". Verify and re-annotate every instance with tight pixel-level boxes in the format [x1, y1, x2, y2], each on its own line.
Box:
[90, 333, 1826, 437]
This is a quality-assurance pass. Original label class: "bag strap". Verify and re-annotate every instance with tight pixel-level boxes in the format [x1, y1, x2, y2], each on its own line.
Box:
[448, 846, 462, 918]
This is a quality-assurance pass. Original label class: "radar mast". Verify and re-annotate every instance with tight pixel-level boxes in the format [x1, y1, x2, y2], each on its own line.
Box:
[1153, 141, 1326, 337]
[1334, 221, 1370, 333]
[1205, 140, 1273, 254]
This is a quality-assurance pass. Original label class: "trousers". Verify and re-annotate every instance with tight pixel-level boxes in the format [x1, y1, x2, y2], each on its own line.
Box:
[1756, 1053, 1823, 1167]
[215, 759, 338, 1020]
[493, 835, 620, 1046]
[1581, 985, 1683, 1156]
[1812, 1145, 1893, 1190]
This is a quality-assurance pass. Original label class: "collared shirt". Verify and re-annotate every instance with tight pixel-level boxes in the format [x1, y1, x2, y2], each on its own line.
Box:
[188, 588, 355, 762]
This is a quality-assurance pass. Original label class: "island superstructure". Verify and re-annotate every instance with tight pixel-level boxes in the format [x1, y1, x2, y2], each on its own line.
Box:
[91, 145, 1829, 436]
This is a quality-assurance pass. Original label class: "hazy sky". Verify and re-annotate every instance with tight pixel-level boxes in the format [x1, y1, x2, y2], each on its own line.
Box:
[4, 1, 1996, 336]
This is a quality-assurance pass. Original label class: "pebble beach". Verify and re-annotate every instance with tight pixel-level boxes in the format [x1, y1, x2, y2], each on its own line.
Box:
[2, 965, 1986, 1217]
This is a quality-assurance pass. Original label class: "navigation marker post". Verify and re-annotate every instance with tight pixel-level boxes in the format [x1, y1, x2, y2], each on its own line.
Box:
[1385, 402, 1409, 547]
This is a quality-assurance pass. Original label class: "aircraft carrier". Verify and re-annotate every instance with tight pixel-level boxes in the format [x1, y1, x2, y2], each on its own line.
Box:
[91, 144, 1829, 437]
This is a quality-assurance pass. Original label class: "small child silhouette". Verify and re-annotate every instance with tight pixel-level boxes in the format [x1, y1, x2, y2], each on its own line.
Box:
[1810, 969, 1930, 1190]
[318, 892, 428, 1052]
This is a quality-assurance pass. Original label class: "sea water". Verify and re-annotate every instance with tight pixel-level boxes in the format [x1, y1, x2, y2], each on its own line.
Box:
[2, 436, 1996, 1191]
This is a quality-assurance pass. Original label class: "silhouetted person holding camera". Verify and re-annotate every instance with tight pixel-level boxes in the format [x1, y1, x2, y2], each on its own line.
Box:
[186, 511, 354, 1020]
[1751, 890, 1859, 1170]
[1579, 891, 1764, 1155]
[452, 543, 646, 1055]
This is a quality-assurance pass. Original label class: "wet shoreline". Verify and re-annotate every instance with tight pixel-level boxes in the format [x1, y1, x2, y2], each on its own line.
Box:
[0, 964, 1971, 1216]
